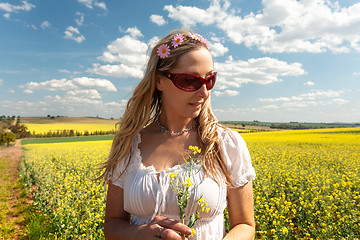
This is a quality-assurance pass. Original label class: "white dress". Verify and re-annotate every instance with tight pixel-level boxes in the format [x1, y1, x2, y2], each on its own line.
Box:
[110, 127, 256, 240]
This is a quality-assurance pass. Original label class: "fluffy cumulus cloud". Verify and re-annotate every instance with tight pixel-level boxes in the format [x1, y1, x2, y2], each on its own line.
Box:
[0, 96, 127, 118]
[64, 26, 85, 43]
[97, 35, 147, 66]
[164, 0, 360, 53]
[72, 77, 117, 92]
[125, 26, 143, 38]
[78, 0, 107, 10]
[258, 89, 349, 109]
[15, 76, 122, 117]
[89, 63, 144, 79]
[210, 42, 229, 57]
[164, 1, 227, 27]
[150, 14, 167, 26]
[212, 89, 239, 97]
[88, 29, 148, 79]
[0, 1, 35, 13]
[214, 57, 306, 91]
[20, 77, 116, 94]
[66, 89, 102, 99]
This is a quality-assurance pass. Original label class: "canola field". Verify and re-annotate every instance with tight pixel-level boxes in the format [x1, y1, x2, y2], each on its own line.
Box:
[25, 123, 116, 134]
[19, 128, 360, 239]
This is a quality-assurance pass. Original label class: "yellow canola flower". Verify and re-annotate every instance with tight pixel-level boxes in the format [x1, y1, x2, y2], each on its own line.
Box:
[182, 177, 192, 187]
[169, 171, 179, 179]
[197, 197, 209, 212]
[189, 228, 196, 237]
[189, 145, 201, 154]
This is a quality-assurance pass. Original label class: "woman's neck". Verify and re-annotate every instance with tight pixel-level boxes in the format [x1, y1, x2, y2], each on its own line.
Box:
[158, 113, 195, 134]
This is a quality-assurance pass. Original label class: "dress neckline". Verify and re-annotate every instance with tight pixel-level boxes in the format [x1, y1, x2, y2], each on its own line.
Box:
[134, 133, 201, 174]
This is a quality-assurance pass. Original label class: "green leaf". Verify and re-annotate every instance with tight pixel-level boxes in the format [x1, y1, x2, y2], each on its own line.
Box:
[188, 213, 196, 228]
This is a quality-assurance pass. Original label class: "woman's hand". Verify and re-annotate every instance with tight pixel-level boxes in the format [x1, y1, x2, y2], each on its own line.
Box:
[136, 215, 192, 240]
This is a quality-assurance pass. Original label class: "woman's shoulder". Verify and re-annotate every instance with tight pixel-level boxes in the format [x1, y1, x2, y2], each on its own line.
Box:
[216, 124, 246, 146]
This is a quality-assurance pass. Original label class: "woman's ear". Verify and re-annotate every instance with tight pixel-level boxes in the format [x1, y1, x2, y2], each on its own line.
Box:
[155, 74, 165, 91]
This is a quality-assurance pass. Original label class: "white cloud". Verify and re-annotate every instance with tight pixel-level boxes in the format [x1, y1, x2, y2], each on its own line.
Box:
[78, 0, 107, 10]
[165, 0, 360, 54]
[304, 81, 315, 86]
[3, 13, 10, 19]
[21, 78, 78, 91]
[353, 72, 360, 76]
[75, 12, 84, 26]
[212, 89, 239, 97]
[94, 1, 106, 10]
[89, 63, 144, 79]
[23, 89, 34, 94]
[125, 26, 143, 38]
[97, 35, 147, 66]
[41, 20, 50, 29]
[214, 57, 306, 90]
[64, 26, 85, 43]
[0, 1, 35, 13]
[210, 42, 228, 57]
[0, 78, 3, 85]
[73, 77, 117, 92]
[90, 33, 148, 79]
[150, 14, 167, 26]
[258, 89, 348, 109]
[66, 89, 102, 99]
[164, 1, 225, 27]
[20, 77, 117, 93]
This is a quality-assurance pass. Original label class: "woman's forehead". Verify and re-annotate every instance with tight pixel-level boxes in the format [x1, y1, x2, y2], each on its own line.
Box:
[173, 48, 213, 71]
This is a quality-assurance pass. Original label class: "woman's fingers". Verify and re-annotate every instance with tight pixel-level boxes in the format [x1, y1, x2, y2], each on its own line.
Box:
[151, 216, 193, 239]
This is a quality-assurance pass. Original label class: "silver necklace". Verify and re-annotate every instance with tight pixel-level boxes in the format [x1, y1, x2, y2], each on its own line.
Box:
[156, 118, 196, 136]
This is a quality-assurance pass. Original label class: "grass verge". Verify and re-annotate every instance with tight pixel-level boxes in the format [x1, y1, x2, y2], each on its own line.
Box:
[0, 157, 27, 239]
[0, 155, 56, 239]
[21, 135, 115, 145]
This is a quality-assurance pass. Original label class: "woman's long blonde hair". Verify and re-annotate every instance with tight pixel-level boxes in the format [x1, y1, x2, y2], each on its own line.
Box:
[100, 30, 232, 185]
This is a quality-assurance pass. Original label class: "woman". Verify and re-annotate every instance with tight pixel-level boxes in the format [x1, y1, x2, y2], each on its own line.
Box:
[102, 30, 256, 239]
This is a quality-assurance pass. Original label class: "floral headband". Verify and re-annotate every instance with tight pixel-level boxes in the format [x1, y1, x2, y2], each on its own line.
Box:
[157, 32, 210, 59]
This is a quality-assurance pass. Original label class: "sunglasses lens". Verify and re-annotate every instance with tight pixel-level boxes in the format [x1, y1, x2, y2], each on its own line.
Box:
[167, 72, 217, 92]
[206, 74, 216, 90]
[176, 75, 203, 91]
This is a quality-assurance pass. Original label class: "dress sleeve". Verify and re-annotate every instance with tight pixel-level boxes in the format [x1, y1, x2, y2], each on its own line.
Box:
[218, 127, 256, 188]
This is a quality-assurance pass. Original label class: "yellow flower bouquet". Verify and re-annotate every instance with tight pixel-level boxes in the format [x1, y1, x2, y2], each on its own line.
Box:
[169, 146, 209, 237]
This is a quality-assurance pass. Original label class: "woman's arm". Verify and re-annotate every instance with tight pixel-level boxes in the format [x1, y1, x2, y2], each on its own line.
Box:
[223, 180, 255, 240]
[104, 182, 192, 240]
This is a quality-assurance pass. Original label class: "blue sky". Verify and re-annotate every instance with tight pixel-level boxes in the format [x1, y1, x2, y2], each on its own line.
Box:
[1, 0, 360, 123]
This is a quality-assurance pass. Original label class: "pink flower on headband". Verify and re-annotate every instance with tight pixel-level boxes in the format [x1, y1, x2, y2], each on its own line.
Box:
[190, 33, 202, 41]
[171, 34, 184, 48]
[157, 44, 170, 58]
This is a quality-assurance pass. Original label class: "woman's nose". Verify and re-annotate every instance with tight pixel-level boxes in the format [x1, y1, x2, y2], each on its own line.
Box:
[196, 83, 209, 98]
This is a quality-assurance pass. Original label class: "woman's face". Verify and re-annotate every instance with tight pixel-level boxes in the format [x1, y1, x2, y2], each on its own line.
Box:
[156, 47, 214, 120]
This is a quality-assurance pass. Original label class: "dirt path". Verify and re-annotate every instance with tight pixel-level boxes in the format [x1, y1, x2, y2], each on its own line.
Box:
[0, 140, 27, 239]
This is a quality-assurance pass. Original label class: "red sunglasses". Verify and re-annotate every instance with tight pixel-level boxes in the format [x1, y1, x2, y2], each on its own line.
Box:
[163, 72, 217, 92]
